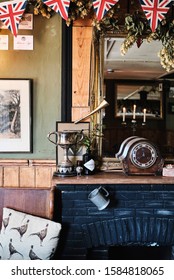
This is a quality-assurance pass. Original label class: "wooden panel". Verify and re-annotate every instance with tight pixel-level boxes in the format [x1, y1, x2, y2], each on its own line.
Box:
[3, 167, 19, 187]
[35, 167, 52, 188]
[0, 187, 55, 225]
[20, 167, 35, 188]
[72, 26, 92, 108]
[72, 106, 90, 122]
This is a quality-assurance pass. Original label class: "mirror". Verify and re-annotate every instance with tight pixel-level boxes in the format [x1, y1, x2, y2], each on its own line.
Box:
[103, 37, 165, 122]
[99, 35, 172, 159]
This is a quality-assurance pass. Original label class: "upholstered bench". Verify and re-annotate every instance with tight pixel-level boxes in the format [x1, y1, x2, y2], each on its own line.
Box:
[0, 187, 61, 260]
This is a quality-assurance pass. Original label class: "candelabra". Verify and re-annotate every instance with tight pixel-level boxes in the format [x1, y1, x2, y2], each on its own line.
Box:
[121, 105, 147, 135]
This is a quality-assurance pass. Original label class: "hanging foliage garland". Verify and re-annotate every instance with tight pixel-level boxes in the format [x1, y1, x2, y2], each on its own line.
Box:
[148, 18, 174, 72]
[66, 0, 93, 25]
[120, 12, 150, 55]
[121, 13, 174, 72]
[26, 0, 54, 19]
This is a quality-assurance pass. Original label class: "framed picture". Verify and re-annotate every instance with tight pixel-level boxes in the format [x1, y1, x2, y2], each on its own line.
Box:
[56, 122, 90, 166]
[168, 103, 174, 114]
[0, 79, 32, 152]
[19, 13, 33, 30]
[0, 35, 8, 50]
[13, 35, 33, 51]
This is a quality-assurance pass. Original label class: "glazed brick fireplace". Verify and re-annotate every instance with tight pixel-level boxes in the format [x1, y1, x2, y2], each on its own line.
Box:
[55, 183, 174, 260]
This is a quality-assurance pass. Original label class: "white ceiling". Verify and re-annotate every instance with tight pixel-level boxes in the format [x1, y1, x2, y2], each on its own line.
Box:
[104, 37, 167, 80]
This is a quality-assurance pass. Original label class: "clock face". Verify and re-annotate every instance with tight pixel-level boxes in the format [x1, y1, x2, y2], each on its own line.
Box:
[130, 142, 157, 169]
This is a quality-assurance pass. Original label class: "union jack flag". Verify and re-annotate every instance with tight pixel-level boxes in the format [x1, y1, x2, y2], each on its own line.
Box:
[43, 0, 70, 20]
[139, 0, 172, 32]
[92, 0, 119, 20]
[0, 0, 27, 37]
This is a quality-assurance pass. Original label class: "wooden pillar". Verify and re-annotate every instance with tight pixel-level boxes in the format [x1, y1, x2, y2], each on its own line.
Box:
[72, 19, 93, 121]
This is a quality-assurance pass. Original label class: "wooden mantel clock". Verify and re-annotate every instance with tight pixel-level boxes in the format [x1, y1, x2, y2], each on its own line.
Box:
[116, 136, 164, 176]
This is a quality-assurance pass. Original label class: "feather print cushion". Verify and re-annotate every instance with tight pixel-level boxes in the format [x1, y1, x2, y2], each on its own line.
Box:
[0, 208, 61, 260]
[0, 234, 4, 259]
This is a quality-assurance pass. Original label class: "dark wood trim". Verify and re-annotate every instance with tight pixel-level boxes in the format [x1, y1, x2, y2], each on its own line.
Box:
[61, 21, 72, 122]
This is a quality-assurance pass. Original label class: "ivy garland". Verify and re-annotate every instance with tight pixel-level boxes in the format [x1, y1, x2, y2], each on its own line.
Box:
[27, 0, 174, 72]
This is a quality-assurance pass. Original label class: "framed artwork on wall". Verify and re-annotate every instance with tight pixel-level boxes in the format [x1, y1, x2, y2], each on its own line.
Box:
[56, 122, 90, 166]
[18, 13, 33, 30]
[0, 79, 32, 152]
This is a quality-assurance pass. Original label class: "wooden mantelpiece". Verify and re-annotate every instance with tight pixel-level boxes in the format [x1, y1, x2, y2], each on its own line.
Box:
[52, 172, 174, 185]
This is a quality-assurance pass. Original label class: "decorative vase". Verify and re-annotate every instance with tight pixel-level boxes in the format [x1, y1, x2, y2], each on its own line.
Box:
[82, 149, 95, 175]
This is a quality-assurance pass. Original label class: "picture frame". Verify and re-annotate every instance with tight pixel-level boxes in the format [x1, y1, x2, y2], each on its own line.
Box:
[18, 13, 33, 30]
[13, 35, 33, 51]
[0, 35, 8, 50]
[56, 122, 90, 166]
[0, 79, 32, 152]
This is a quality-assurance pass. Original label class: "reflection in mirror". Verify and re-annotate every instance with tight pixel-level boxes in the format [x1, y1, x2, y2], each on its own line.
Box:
[103, 37, 165, 80]
[116, 83, 163, 119]
[99, 36, 172, 160]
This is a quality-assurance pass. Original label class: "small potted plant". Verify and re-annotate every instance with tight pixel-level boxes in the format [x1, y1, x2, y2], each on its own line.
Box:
[81, 124, 103, 175]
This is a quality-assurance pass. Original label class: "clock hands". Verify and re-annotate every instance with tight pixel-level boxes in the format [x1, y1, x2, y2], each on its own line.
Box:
[136, 148, 153, 163]
[136, 148, 146, 160]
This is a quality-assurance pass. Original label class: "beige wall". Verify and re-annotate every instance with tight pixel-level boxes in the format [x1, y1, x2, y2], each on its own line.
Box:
[0, 14, 62, 159]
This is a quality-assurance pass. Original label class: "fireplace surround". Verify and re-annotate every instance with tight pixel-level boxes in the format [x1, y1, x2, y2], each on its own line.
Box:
[53, 174, 174, 260]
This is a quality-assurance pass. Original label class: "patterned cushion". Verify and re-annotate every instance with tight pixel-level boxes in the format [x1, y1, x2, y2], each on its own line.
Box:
[0, 234, 4, 259]
[0, 208, 61, 260]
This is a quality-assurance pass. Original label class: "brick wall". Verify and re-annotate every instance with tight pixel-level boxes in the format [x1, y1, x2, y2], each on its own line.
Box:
[0, 159, 56, 188]
[56, 183, 174, 260]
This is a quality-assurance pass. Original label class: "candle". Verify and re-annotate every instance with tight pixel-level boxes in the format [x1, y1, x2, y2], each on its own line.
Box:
[143, 108, 146, 123]
[133, 104, 136, 119]
[122, 107, 126, 122]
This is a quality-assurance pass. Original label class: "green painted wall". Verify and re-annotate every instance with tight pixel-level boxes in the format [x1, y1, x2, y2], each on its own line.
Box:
[0, 15, 62, 159]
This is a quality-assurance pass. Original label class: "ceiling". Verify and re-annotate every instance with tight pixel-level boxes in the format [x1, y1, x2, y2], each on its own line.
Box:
[104, 37, 167, 80]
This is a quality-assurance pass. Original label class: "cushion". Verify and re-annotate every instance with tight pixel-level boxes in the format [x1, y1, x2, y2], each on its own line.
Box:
[0, 234, 4, 259]
[0, 208, 61, 260]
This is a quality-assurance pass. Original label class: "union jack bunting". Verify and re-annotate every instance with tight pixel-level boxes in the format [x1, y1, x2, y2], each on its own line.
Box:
[0, 0, 27, 37]
[139, 0, 172, 32]
[92, 0, 119, 20]
[42, 0, 70, 20]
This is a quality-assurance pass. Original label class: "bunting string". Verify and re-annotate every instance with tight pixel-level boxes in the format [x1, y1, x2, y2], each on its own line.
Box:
[42, 0, 70, 20]
[0, 0, 27, 36]
[92, 0, 119, 20]
[138, 0, 172, 32]
[0, 0, 173, 36]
